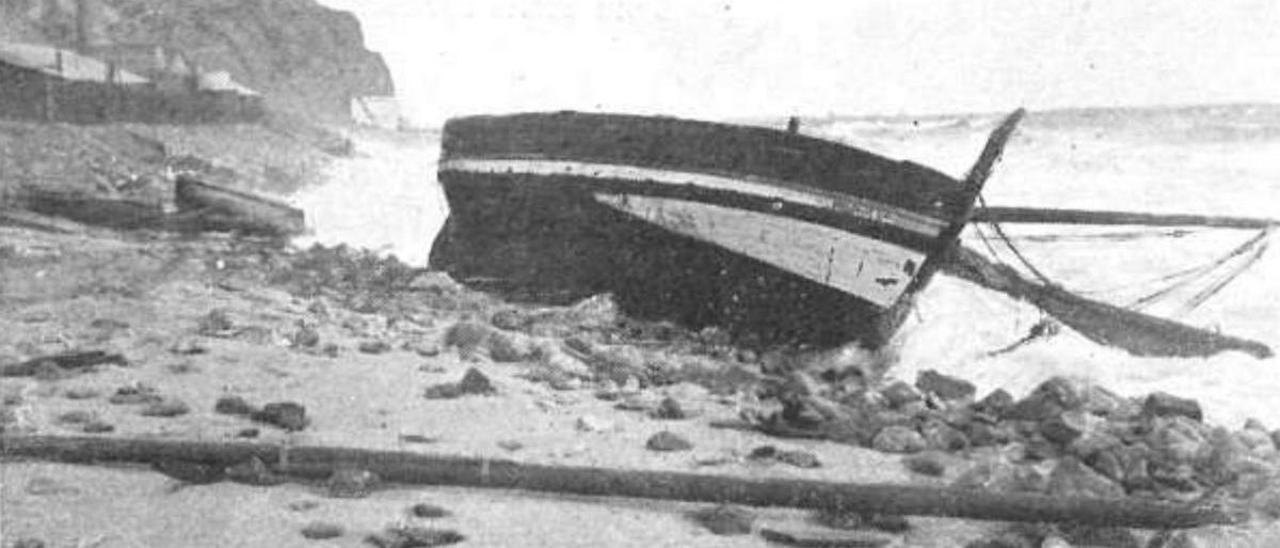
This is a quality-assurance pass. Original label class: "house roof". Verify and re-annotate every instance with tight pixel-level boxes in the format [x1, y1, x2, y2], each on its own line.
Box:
[0, 42, 149, 84]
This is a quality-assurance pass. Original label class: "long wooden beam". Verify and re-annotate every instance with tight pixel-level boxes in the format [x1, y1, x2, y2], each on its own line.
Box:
[972, 206, 1280, 230]
[0, 435, 1237, 529]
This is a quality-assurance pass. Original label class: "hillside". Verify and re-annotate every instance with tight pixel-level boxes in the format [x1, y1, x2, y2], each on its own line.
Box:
[0, 0, 393, 124]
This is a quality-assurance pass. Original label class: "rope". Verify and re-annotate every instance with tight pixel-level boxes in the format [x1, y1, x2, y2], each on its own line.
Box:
[976, 195, 1058, 286]
[1127, 229, 1271, 313]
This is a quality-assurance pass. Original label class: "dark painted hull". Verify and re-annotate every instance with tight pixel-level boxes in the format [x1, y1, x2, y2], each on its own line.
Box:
[431, 112, 973, 349]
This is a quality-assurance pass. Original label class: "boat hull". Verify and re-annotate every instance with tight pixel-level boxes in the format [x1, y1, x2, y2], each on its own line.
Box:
[432, 112, 970, 349]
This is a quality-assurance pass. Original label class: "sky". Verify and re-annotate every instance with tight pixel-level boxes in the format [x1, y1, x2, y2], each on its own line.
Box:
[318, 0, 1280, 126]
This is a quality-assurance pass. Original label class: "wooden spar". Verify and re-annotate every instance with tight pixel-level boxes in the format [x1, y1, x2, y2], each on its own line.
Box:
[943, 245, 1273, 359]
[972, 206, 1280, 230]
[0, 435, 1237, 529]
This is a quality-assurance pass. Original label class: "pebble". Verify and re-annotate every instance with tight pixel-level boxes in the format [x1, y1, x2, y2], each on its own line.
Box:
[576, 415, 614, 432]
[915, 369, 976, 401]
[1142, 392, 1203, 422]
[358, 340, 392, 354]
[251, 401, 309, 431]
[775, 449, 823, 469]
[487, 330, 534, 362]
[56, 410, 95, 425]
[290, 324, 321, 349]
[169, 338, 207, 355]
[288, 500, 320, 512]
[1040, 410, 1094, 445]
[365, 526, 465, 547]
[651, 396, 687, 419]
[141, 399, 191, 417]
[151, 459, 225, 484]
[646, 430, 693, 452]
[922, 419, 970, 451]
[63, 387, 100, 399]
[410, 503, 451, 518]
[872, 425, 927, 454]
[686, 504, 755, 535]
[107, 383, 162, 405]
[82, 420, 115, 433]
[903, 451, 948, 476]
[300, 522, 344, 540]
[196, 308, 235, 336]
[442, 321, 496, 352]
[457, 367, 496, 394]
[214, 395, 256, 415]
[326, 468, 380, 498]
[236, 427, 260, 438]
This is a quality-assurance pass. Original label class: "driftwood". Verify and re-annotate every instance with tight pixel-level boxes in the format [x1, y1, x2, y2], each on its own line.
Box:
[0, 351, 128, 377]
[173, 175, 305, 237]
[0, 435, 1236, 529]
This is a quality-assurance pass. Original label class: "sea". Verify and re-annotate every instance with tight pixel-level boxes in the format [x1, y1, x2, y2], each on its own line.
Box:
[291, 104, 1280, 428]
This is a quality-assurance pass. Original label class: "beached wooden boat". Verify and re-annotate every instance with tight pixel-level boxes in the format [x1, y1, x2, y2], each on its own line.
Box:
[432, 110, 1023, 349]
[172, 175, 305, 237]
[433, 109, 1277, 358]
[20, 188, 167, 230]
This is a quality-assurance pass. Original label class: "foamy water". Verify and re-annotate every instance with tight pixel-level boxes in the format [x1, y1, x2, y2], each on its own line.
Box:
[293, 110, 1280, 428]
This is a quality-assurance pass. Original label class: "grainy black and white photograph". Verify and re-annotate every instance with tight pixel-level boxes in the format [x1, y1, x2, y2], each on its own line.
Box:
[2, 1, 1279, 546]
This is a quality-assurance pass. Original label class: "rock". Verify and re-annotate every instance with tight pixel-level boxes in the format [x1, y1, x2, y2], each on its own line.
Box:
[774, 449, 823, 469]
[966, 421, 1017, 447]
[880, 381, 923, 408]
[1047, 457, 1125, 498]
[575, 415, 614, 432]
[759, 525, 894, 547]
[646, 430, 693, 452]
[141, 399, 191, 417]
[490, 309, 527, 331]
[1236, 428, 1276, 455]
[497, 440, 524, 452]
[486, 330, 534, 362]
[964, 534, 1036, 548]
[915, 369, 976, 401]
[1142, 392, 1203, 422]
[214, 395, 256, 416]
[458, 367, 496, 395]
[288, 500, 321, 512]
[1007, 377, 1082, 421]
[1040, 410, 1096, 446]
[108, 383, 162, 405]
[196, 308, 235, 336]
[326, 468, 379, 498]
[1079, 384, 1139, 419]
[903, 451, 948, 476]
[358, 340, 392, 354]
[11, 539, 46, 548]
[289, 324, 321, 349]
[236, 427, 260, 438]
[365, 527, 465, 547]
[872, 425, 927, 454]
[410, 503, 451, 518]
[82, 420, 115, 433]
[56, 410, 95, 425]
[651, 396, 687, 420]
[251, 401, 309, 431]
[922, 419, 970, 451]
[169, 338, 207, 355]
[63, 387, 100, 399]
[300, 521, 344, 540]
[975, 388, 1015, 418]
[1039, 536, 1071, 548]
[1146, 416, 1209, 462]
[442, 321, 496, 353]
[686, 504, 755, 535]
[1088, 443, 1152, 490]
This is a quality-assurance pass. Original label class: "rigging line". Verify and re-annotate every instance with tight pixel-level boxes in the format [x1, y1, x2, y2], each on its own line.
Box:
[1006, 228, 1202, 243]
[1127, 228, 1271, 310]
[1178, 236, 1270, 315]
[977, 195, 1057, 286]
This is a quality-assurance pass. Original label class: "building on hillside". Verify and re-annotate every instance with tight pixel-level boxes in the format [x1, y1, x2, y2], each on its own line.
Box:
[0, 41, 149, 121]
[351, 95, 402, 130]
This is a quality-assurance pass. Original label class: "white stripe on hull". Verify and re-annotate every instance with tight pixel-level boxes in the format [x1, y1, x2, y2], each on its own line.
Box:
[439, 157, 947, 238]
[594, 193, 925, 308]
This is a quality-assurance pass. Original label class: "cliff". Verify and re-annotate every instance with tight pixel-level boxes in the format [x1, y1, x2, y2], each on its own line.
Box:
[0, 0, 394, 124]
